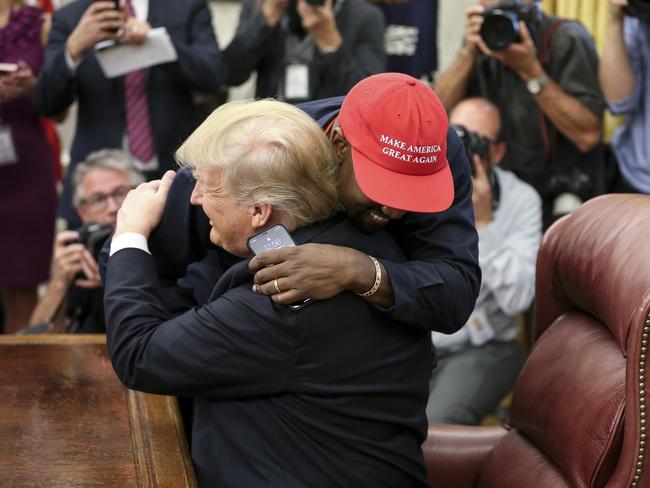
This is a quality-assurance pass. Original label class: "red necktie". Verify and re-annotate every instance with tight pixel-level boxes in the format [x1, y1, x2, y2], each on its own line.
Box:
[124, 0, 155, 164]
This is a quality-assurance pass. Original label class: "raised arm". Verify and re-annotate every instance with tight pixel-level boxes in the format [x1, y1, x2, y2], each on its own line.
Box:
[434, 4, 484, 111]
[33, 2, 122, 115]
[482, 21, 603, 153]
[249, 129, 481, 333]
[223, 0, 285, 87]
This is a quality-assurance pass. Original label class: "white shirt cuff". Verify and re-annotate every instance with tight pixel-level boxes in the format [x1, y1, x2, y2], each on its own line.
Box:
[110, 232, 151, 256]
[64, 47, 82, 74]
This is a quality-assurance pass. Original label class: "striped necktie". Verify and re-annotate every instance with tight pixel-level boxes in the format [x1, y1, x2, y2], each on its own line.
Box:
[124, 0, 155, 164]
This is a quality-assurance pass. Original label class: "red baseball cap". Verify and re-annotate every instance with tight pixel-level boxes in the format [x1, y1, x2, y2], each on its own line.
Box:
[338, 72, 454, 213]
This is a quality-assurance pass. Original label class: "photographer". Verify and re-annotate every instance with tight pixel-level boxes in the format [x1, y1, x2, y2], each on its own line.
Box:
[600, 0, 650, 194]
[223, 0, 386, 102]
[427, 98, 542, 425]
[29, 150, 143, 333]
[435, 0, 605, 228]
[33, 0, 225, 229]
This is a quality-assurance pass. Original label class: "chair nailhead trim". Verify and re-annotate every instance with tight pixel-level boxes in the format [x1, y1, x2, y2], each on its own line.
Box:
[633, 316, 650, 487]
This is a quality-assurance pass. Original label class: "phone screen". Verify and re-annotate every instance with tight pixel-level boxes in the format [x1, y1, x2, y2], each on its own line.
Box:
[0, 63, 18, 73]
[247, 224, 296, 256]
[247, 225, 311, 310]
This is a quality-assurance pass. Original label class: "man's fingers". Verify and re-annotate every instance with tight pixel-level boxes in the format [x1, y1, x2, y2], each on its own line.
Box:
[55, 230, 79, 246]
[252, 261, 290, 286]
[249, 247, 294, 273]
[157, 170, 176, 197]
[88, 1, 117, 14]
[271, 290, 307, 305]
[472, 155, 487, 179]
[476, 38, 494, 58]
[518, 21, 532, 45]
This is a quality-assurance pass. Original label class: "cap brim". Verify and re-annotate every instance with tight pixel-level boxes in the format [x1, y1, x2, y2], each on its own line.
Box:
[350, 147, 455, 213]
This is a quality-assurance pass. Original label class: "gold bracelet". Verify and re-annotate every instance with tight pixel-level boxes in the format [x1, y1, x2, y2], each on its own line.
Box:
[356, 256, 382, 297]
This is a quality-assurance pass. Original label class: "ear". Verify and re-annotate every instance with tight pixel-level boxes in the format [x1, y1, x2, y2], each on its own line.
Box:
[250, 203, 273, 230]
[490, 141, 507, 166]
[330, 127, 349, 168]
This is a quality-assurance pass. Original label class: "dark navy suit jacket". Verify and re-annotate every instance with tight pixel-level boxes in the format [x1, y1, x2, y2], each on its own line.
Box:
[105, 216, 432, 487]
[33, 0, 226, 226]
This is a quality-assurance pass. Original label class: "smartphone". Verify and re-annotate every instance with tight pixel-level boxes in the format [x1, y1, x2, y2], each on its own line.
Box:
[247, 224, 296, 256]
[0, 63, 18, 73]
[247, 225, 311, 311]
[93, 0, 120, 9]
[93, 0, 120, 36]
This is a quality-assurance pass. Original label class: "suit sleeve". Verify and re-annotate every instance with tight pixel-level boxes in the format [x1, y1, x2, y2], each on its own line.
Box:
[222, 0, 278, 87]
[33, 9, 78, 116]
[163, 0, 226, 91]
[381, 131, 481, 333]
[312, 4, 386, 96]
[105, 248, 293, 399]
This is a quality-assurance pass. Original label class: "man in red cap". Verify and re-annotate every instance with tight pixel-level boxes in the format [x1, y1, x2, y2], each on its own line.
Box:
[249, 73, 477, 332]
[101, 72, 479, 335]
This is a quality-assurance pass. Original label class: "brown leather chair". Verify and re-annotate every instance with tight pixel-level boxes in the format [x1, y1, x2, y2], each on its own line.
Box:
[422, 194, 650, 488]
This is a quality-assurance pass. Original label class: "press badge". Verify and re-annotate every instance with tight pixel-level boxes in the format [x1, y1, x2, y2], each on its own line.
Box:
[0, 126, 17, 166]
[283, 63, 309, 101]
[466, 309, 495, 346]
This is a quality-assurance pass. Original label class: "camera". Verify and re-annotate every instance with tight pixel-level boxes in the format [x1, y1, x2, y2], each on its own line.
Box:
[452, 124, 491, 166]
[541, 168, 592, 218]
[625, 0, 650, 22]
[452, 124, 501, 211]
[480, 0, 542, 51]
[67, 222, 113, 259]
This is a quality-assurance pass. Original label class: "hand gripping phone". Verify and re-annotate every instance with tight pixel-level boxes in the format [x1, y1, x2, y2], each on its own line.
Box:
[247, 224, 311, 311]
[247, 224, 296, 255]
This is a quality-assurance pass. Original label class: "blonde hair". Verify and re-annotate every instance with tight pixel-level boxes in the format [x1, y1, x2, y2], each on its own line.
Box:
[176, 99, 342, 227]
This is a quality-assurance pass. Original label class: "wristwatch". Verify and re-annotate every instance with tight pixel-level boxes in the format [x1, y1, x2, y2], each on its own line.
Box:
[526, 74, 549, 95]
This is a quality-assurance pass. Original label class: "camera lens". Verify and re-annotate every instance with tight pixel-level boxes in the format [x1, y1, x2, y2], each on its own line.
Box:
[480, 10, 520, 51]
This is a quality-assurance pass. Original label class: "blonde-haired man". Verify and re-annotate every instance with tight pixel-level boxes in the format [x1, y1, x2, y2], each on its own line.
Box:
[104, 99, 432, 487]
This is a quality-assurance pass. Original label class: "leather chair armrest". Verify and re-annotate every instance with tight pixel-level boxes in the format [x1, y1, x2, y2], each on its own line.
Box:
[421, 424, 508, 488]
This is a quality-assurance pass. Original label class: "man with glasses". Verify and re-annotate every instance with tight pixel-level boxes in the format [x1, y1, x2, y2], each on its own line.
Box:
[29, 149, 144, 333]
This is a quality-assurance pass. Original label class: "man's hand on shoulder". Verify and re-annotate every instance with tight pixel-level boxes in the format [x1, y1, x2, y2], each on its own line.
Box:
[115, 170, 176, 239]
[249, 243, 371, 304]
[67, 1, 124, 61]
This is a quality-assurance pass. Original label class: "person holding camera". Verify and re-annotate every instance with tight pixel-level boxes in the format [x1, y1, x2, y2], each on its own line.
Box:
[600, 0, 650, 194]
[223, 0, 386, 102]
[29, 150, 144, 333]
[436, 0, 605, 228]
[33, 0, 225, 229]
[426, 97, 542, 425]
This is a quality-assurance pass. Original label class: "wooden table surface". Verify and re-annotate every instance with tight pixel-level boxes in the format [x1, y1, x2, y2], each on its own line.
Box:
[0, 335, 197, 488]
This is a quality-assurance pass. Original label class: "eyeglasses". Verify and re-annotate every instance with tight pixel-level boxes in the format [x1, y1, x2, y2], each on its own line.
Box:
[79, 185, 131, 212]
